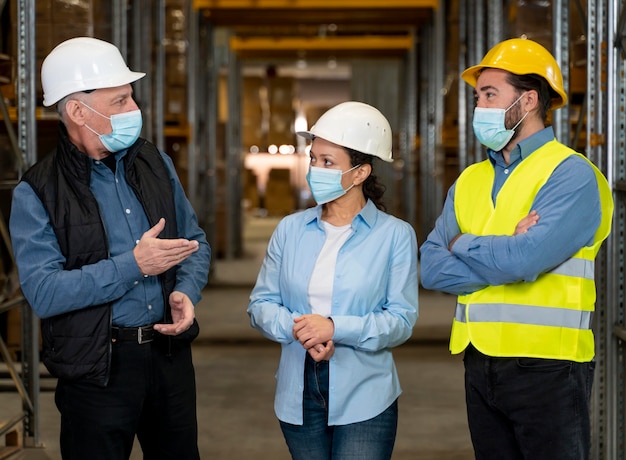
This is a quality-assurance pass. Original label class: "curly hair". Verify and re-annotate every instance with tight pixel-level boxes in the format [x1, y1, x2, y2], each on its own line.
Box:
[345, 147, 387, 212]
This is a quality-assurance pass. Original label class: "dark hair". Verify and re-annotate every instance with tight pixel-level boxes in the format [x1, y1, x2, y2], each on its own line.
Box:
[505, 73, 553, 122]
[345, 147, 387, 212]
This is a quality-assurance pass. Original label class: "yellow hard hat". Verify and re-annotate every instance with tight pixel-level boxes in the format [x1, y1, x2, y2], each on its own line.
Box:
[461, 37, 567, 109]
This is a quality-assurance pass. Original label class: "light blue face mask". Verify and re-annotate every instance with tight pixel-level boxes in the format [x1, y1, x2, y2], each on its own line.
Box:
[82, 101, 143, 152]
[472, 93, 528, 151]
[306, 164, 360, 205]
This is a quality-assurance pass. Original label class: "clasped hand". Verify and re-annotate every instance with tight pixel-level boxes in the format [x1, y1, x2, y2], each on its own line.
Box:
[293, 314, 335, 362]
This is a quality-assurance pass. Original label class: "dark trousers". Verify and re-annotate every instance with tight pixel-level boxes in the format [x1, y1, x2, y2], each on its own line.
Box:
[463, 345, 594, 460]
[55, 338, 199, 460]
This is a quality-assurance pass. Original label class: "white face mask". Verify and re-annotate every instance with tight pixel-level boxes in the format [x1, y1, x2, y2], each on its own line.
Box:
[472, 93, 528, 151]
[81, 101, 143, 152]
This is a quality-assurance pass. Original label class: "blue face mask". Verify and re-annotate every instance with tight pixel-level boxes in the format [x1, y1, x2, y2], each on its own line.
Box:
[472, 93, 528, 151]
[82, 101, 143, 152]
[306, 164, 360, 205]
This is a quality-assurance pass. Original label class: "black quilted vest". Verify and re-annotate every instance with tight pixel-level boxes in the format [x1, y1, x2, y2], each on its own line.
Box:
[22, 124, 177, 386]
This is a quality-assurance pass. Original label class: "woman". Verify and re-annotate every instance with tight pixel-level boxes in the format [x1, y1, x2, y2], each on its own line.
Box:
[247, 101, 418, 460]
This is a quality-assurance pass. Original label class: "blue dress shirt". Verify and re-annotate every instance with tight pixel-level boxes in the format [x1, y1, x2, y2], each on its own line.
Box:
[248, 199, 418, 425]
[420, 127, 602, 295]
[10, 148, 210, 326]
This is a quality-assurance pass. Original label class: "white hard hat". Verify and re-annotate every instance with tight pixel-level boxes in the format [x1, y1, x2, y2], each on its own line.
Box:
[41, 37, 145, 106]
[297, 101, 393, 162]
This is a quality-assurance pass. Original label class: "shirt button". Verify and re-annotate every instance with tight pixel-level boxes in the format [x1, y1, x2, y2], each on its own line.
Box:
[144, 274, 149, 278]
[135, 240, 140, 245]
[148, 305, 153, 310]
[134, 281, 139, 285]
[504, 168, 509, 174]
[125, 209, 131, 214]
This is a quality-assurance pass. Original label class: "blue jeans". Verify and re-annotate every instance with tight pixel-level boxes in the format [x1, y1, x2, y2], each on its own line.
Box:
[463, 345, 594, 460]
[279, 354, 398, 460]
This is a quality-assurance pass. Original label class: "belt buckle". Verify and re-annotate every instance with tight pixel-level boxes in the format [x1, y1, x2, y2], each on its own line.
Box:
[137, 326, 152, 344]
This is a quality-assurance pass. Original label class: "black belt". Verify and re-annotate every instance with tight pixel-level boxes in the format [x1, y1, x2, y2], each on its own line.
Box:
[111, 325, 155, 344]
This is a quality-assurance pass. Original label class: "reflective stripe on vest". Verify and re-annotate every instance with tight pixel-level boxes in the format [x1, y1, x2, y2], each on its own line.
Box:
[454, 302, 593, 330]
[548, 257, 594, 280]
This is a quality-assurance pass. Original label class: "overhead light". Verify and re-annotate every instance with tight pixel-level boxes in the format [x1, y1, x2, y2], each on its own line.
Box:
[279, 145, 295, 154]
[294, 112, 307, 132]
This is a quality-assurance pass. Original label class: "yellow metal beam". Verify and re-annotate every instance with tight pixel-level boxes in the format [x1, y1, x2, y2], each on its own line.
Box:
[195, 0, 438, 9]
[230, 35, 413, 53]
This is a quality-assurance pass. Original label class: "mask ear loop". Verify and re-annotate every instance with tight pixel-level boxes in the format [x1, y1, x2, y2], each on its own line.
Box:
[342, 164, 362, 192]
[79, 100, 111, 139]
[505, 93, 529, 131]
[511, 111, 529, 131]
[83, 123, 103, 137]
[341, 164, 361, 175]
[80, 100, 112, 120]
[504, 92, 526, 113]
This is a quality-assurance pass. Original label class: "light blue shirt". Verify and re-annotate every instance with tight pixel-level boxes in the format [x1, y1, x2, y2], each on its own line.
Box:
[248, 199, 418, 425]
[420, 127, 602, 295]
[10, 147, 210, 326]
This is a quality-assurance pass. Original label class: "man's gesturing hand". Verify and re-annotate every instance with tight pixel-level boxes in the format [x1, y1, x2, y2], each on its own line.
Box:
[154, 291, 195, 336]
[133, 218, 199, 276]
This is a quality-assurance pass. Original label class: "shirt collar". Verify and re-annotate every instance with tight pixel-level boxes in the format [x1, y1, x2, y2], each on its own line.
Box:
[487, 126, 555, 166]
[305, 199, 378, 229]
[90, 149, 128, 166]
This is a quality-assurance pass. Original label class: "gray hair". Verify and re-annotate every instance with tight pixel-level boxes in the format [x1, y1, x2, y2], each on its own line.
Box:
[56, 90, 95, 123]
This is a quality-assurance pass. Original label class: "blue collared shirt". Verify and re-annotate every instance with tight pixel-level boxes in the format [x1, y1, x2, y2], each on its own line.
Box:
[10, 148, 210, 326]
[248, 200, 418, 425]
[420, 127, 602, 295]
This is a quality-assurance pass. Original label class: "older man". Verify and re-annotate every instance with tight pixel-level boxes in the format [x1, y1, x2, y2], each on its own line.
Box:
[10, 37, 210, 459]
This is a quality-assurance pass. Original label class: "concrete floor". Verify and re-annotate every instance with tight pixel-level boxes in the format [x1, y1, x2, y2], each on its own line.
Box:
[1, 215, 474, 459]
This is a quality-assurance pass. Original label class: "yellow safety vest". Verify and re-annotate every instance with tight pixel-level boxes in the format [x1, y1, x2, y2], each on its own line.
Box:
[450, 140, 613, 362]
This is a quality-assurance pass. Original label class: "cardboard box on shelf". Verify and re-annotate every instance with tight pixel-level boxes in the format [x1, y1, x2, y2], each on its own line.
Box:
[166, 85, 187, 120]
[166, 6, 186, 40]
[166, 53, 187, 87]
[51, 0, 94, 25]
[35, 0, 53, 24]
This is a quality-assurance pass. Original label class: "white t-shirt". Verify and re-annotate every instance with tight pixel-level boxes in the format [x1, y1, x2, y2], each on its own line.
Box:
[308, 221, 353, 317]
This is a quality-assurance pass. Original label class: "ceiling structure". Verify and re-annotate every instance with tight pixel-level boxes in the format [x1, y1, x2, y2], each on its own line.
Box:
[194, 1, 438, 110]
[193, 0, 438, 60]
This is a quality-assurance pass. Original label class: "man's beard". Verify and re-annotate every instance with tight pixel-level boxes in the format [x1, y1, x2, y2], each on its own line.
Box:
[504, 102, 524, 144]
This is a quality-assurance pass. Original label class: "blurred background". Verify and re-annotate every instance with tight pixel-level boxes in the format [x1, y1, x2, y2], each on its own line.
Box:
[0, 1, 625, 459]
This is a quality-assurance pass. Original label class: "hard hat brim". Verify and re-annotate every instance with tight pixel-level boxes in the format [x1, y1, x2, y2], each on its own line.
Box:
[296, 130, 314, 140]
[460, 65, 482, 88]
[297, 129, 393, 163]
[43, 70, 146, 107]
